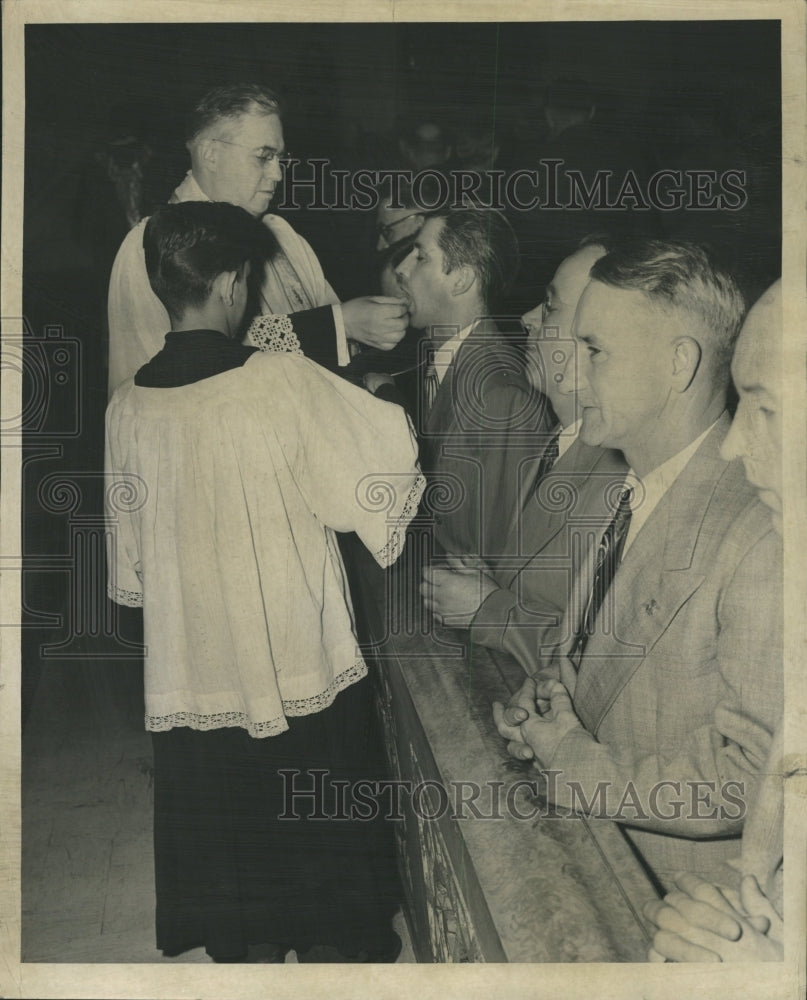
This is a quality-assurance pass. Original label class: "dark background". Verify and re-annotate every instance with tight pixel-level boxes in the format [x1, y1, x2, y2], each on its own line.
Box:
[21, 20, 781, 720]
[24, 20, 781, 273]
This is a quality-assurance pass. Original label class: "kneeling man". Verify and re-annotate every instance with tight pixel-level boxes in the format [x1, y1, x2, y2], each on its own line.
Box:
[494, 242, 783, 890]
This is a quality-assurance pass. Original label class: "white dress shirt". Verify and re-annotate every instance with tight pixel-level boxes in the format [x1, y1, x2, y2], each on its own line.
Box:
[622, 419, 718, 554]
[429, 323, 476, 386]
[557, 418, 582, 462]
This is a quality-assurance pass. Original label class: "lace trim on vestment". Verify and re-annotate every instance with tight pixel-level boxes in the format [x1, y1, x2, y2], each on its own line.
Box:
[374, 473, 426, 568]
[144, 660, 368, 739]
[108, 583, 143, 607]
[246, 313, 304, 356]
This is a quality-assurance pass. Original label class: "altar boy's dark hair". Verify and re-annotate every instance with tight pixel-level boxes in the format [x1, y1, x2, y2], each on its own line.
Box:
[144, 201, 274, 319]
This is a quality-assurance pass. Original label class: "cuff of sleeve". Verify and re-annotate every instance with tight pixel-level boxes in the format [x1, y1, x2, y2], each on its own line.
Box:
[469, 587, 519, 650]
[542, 728, 601, 809]
[332, 304, 349, 367]
[373, 474, 427, 568]
[108, 582, 144, 607]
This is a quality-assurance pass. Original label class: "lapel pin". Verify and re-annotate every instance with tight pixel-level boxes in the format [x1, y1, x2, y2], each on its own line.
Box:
[643, 599, 659, 616]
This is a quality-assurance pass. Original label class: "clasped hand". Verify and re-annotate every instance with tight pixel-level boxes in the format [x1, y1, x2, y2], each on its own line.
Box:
[342, 296, 408, 351]
[492, 676, 582, 766]
[420, 556, 499, 627]
[643, 871, 783, 962]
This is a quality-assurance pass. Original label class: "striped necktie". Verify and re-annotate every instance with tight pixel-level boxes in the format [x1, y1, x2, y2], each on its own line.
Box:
[527, 425, 562, 507]
[570, 487, 633, 660]
[424, 362, 440, 413]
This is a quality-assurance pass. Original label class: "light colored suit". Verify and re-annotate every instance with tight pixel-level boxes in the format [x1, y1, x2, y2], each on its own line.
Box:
[470, 436, 628, 672]
[739, 723, 783, 912]
[544, 416, 783, 888]
[712, 711, 783, 910]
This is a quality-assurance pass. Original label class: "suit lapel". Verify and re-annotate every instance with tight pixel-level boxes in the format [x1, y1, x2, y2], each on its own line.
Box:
[515, 454, 545, 513]
[507, 442, 626, 586]
[573, 416, 730, 734]
[425, 320, 501, 439]
[513, 424, 563, 513]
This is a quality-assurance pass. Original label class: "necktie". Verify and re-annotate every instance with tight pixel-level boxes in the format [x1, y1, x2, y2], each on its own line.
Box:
[424, 362, 440, 413]
[527, 426, 562, 507]
[570, 487, 633, 660]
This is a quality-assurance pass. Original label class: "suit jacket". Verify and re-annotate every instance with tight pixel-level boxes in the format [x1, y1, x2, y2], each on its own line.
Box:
[709, 711, 783, 911]
[418, 321, 556, 558]
[543, 416, 783, 888]
[739, 722, 783, 914]
[470, 436, 628, 672]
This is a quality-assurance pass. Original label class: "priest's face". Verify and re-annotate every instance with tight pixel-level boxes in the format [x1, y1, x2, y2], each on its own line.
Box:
[721, 281, 783, 535]
[205, 111, 286, 218]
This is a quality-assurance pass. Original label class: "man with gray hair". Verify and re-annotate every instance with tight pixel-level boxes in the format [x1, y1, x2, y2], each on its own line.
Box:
[494, 241, 783, 891]
[108, 83, 408, 396]
[642, 279, 786, 962]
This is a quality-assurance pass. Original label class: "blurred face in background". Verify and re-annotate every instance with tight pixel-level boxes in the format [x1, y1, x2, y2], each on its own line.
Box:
[376, 205, 424, 252]
[398, 122, 451, 171]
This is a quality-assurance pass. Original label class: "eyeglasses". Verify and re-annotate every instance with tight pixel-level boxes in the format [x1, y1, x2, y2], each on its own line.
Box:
[375, 212, 424, 244]
[211, 138, 293, 167]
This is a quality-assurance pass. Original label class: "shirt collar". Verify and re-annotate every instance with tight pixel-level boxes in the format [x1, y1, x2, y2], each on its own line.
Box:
[135, 329, 257, 388]
[628, 420, 717, 504]
[557, 418, 582, 460]
[429, 323, 475, 383]
[622, 418, 720, 552]
[171, 171, 211, 204]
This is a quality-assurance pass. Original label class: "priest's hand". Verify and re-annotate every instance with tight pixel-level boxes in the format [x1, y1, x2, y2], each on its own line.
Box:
[342, 296, 409, 351]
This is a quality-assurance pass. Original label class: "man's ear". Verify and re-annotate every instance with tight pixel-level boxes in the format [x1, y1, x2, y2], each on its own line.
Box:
[671, 336, 702, 391]
[215, 269, 239, 307]
[196, 136, 219, 173]
[450, 264, 477, 298]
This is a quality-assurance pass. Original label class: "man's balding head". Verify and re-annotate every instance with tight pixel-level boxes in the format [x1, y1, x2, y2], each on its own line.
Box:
[721, 280, 783, 534]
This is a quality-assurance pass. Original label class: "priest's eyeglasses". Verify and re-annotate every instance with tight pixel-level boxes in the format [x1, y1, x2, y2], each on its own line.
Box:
[211, 138, 293, 168]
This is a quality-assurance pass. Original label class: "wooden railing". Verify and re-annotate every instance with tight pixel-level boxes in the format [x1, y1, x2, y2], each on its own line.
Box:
[344, 535, 659, 963]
